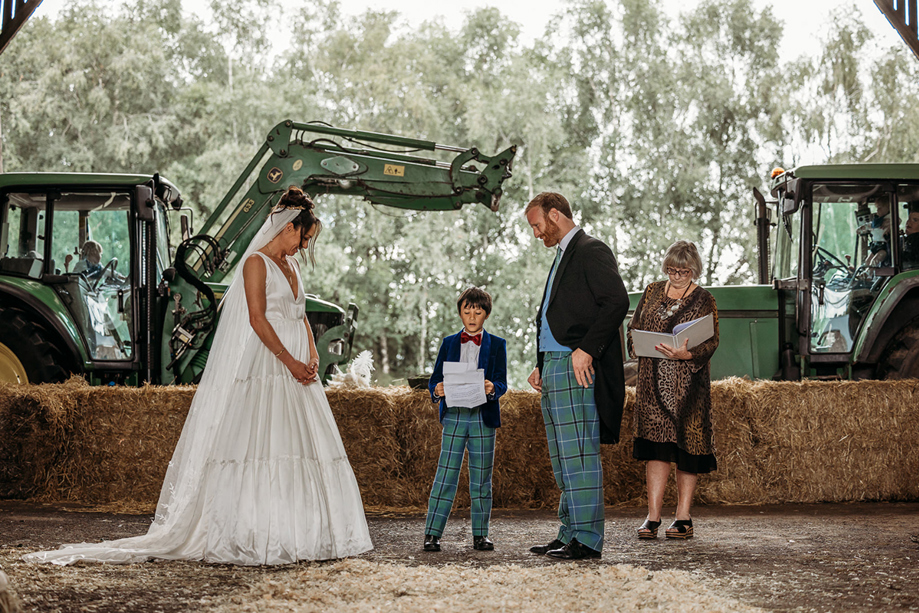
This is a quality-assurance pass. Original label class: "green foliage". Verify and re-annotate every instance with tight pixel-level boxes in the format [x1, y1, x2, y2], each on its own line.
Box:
[1, 0, 913, 387]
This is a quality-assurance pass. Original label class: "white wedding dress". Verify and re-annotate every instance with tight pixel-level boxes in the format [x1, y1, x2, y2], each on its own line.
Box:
[25, 213, 373, 566]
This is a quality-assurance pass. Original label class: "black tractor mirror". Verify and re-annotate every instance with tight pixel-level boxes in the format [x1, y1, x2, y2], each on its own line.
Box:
[780, 178, 800, 214]
[135, 185, 155, 221]
[181, 214, 191, 241]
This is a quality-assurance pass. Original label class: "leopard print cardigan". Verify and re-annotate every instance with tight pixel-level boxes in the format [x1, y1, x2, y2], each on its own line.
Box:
[627, 281, 719, 457]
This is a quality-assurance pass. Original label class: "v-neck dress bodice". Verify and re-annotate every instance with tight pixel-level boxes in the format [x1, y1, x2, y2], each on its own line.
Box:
[258, 251, 304, 318]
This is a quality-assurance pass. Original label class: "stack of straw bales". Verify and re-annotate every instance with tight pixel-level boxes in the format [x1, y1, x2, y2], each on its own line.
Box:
[0, 377, 916, 511]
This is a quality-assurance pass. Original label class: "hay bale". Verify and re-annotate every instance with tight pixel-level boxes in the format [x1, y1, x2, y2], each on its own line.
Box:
[697, 377, 763, 504]
[491, 391, 558, 508]
[0, 377, 193, 508]
[739, 379, 919, 503]
[1, 378, 917, 510]
[390, 388, 448, 508]
[326, 388, 405, 508]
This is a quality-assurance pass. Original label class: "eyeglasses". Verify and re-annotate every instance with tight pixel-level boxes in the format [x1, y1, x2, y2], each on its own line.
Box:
[666, 267, 693, 278]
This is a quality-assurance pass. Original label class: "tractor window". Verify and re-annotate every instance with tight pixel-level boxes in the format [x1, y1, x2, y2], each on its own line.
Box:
[809, 184, 890, 354]
[51, 192, 133, 361]
[154, 205, 170, 277]
[773, 210, 801, 280]
[897, 185, 919, 271]
[0, 193, 48, 278]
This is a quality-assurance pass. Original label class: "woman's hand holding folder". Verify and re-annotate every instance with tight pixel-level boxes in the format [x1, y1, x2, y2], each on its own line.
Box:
[654, 338, 692, 360]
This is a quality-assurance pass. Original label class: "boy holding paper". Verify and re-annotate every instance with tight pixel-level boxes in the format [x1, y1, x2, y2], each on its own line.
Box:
[424, 287, 507, 552]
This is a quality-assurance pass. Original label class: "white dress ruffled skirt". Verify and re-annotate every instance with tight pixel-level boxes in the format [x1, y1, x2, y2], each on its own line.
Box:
[25, 252, 373, 565]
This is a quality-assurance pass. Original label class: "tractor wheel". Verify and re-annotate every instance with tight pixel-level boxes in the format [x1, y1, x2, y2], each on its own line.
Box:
[877, 323, 919, 380]
[0, 307, 70, 384]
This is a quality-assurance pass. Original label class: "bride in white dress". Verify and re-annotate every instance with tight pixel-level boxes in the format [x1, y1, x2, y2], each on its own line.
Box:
[25, 186, 373, 566]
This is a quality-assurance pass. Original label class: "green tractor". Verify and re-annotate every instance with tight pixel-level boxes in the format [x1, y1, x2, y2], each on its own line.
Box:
[626, 164, 919, 381]
[0, 120, 515, 385]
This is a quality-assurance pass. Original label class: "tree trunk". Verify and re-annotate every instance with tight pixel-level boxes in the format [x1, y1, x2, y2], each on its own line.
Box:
[228, 54, 237, 144]
[418, 288, 428, 373]
[525, 147, 534, 201]
[379, 333, 390, 375]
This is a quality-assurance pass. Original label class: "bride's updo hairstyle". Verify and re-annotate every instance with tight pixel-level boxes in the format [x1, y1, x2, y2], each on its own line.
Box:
[276, 185, 321, 267]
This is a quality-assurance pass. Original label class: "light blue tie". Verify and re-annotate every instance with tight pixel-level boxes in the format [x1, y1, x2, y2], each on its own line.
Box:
[545, 248, 562, 298]
[539, 248, 570, 352]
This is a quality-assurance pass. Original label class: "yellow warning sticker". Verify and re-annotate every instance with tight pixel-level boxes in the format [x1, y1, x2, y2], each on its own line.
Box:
[267, 167, 283, 183]
[292, 159, 303, 171]
[384, 164, 405, 177]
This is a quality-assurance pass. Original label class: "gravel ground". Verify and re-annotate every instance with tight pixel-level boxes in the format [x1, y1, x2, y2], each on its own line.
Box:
[0, 501, 917, 612]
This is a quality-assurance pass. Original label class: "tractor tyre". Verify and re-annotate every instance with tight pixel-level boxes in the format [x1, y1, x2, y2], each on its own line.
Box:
[0, 307, 70, 384]
[877, 322, 919, 380]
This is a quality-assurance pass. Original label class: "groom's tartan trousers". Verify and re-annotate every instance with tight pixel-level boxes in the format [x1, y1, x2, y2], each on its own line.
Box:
[541, 351, 605, 551]
[424, 406, 496, 537]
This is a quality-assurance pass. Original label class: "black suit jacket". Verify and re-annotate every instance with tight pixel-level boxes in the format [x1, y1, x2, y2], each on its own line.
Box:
[536, 229, 630, 443]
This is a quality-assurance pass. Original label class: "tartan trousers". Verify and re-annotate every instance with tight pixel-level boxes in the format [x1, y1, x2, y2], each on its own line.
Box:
[541, 351, 605, 551]
[424, 406, 496, 537]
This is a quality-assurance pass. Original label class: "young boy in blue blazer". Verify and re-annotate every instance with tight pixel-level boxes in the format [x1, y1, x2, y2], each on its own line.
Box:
[424, 287, 507, 552]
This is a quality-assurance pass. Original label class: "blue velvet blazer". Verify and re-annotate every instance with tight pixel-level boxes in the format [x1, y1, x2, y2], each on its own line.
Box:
[428, 329, 508, 428]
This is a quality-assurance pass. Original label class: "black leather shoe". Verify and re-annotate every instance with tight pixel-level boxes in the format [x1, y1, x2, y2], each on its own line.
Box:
[423, 534, 441, 552]
[529, 538, 565, 555]
[473, 535, 494, 551]
[546, 538, 601, 560]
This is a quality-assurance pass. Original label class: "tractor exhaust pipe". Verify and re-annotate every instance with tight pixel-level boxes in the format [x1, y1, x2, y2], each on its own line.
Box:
[753, 187, 772, 285]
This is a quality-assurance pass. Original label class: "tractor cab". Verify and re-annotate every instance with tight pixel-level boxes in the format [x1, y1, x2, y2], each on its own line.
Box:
[5, 190, 135, 361]
[769, 166, 919, 378]
[0, 175, 175, 384]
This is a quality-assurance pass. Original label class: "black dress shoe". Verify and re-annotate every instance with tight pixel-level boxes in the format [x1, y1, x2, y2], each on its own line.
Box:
[423, 534, 441, 552]
[529, 538, 565, 555]
[546, 538, 601, 560]
[473, 536, 494, 551]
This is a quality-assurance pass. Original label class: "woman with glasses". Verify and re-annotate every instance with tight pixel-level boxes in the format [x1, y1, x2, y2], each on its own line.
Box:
[627, 240, 719, 540]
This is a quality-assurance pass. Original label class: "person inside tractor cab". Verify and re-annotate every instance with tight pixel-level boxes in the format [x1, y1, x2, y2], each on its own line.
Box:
[862, 195, 892, 268]
[67, 240, 125, 284]
[68, 240, 102, 276]
[66, 240, 130, 359]
[900, 201, 919, 269]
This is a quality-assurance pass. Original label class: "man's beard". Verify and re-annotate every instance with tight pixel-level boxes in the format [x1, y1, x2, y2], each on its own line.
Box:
[543, 216, 563, 246]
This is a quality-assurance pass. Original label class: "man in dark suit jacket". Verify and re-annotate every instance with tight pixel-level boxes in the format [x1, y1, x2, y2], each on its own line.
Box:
[524, 192, 629, 560]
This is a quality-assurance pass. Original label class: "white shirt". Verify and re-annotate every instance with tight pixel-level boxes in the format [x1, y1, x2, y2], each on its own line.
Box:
[559, 225, 580, 253]
[459, 330, 482, 366]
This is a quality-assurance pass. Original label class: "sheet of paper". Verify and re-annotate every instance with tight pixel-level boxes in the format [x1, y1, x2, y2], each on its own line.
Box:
[443, 361, 474, 374]
[443, 365, 487, 408]
[445, 371, 483, 384]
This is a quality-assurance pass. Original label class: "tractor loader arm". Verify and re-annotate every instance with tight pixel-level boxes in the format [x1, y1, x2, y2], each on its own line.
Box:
[192, 120, 516, 282]
[164, 120, 516, 383]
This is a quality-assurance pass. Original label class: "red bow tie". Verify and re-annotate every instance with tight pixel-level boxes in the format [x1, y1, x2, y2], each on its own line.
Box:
[461, 331, 482, 345]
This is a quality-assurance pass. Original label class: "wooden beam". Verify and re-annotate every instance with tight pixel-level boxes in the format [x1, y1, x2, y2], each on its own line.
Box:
[0, 0, 43, 55]
[875, 0, 919, 60]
